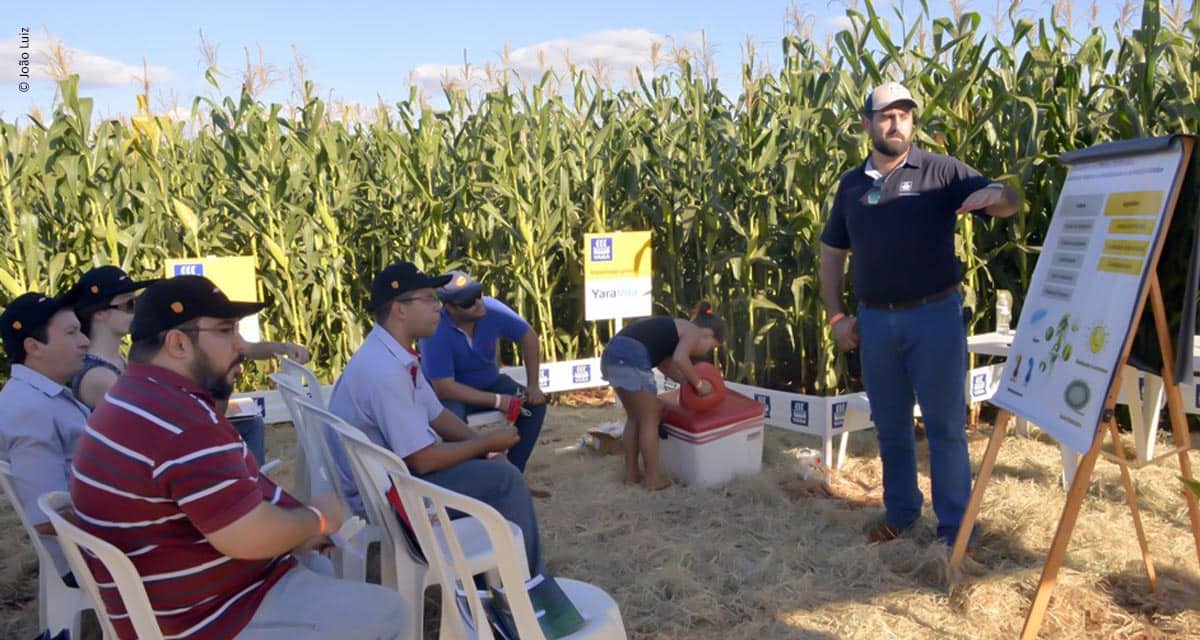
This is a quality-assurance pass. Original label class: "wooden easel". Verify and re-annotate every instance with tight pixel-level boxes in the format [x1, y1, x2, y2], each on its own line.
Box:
[949, 138, 1200, 639]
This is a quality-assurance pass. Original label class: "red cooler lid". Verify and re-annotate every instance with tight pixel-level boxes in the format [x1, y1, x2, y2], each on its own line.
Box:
[660, 389, 764, 434]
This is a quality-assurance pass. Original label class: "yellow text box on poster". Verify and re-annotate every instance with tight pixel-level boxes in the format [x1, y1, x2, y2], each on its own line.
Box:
[583, 231, 652, 279]
[1104, 190, 1164, 216]
[1108, 219, 1157, 235]
[1101, 239, 1150, 257]
[163, 256, 259, 302]
[1097, 256, 1144, 275]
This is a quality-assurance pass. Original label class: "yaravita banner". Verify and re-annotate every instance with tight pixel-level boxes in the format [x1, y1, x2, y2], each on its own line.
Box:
[583, 231, 652, 321]
[990, 137, 1193, 454]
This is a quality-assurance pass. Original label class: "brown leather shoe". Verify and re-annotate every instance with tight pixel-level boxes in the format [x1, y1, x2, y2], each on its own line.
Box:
[528, 487, 552, 499]
[864, 517, 909, 543]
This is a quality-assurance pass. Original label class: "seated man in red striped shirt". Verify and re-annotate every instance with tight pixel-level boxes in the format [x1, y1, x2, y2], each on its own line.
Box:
[70, 276, 407, 640]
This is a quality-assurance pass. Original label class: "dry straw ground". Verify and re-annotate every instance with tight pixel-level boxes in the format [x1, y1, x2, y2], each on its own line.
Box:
[3, 397, 1199, 639]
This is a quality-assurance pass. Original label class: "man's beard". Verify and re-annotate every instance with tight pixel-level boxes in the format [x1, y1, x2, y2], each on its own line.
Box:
[192, 350, 244, 400]
[872, 134, 911, 158]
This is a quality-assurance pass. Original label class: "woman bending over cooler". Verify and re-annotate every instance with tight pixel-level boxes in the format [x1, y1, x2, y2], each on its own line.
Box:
[600, 302, 725, 490]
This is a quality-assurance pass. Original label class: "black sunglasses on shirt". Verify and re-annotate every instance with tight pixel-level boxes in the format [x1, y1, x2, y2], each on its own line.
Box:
[865, 175, 885, 205]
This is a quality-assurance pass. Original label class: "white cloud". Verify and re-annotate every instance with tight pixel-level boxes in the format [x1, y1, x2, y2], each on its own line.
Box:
[408, 28, 703, 96]
[824, 15, 855, 32]
[0, 36, 170, 88]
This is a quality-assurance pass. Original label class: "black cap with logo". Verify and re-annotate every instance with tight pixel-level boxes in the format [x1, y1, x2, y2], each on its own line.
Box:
[72, 265, 159, 312]
[436, 270, 485, 305]
[1, 289, 82, 361]
[130, 276, 265, 341]
[369, 262, 452, 311]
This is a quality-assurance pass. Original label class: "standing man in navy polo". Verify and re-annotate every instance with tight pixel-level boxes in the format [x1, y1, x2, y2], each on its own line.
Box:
[419, 271, 548, 477]
[820, 82, 1020, 547]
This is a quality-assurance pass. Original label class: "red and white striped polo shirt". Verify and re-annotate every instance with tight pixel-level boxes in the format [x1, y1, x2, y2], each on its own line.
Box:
[70, 363, 299, 640]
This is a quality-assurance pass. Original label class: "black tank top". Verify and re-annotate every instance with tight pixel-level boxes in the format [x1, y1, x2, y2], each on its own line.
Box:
[71, 354, 123, 408]
[617, 316, 679, 366]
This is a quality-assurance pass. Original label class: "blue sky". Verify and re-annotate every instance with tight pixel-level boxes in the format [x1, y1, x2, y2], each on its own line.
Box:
[0, 1, 1140, 123]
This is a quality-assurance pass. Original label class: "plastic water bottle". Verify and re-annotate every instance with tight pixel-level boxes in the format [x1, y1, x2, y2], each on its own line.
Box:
[996, 290, 1013, 335]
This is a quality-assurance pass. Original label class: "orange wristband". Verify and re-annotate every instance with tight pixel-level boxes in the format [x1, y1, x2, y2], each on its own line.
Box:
[828, 312, 847, 327]
[306, 505, 328, 536]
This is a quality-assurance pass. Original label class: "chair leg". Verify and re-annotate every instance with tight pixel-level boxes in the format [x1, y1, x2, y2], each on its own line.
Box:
[37, 569, 50, 633]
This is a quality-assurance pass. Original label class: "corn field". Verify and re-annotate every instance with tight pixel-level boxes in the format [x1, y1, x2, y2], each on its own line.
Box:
[1, 1, 1198, 393]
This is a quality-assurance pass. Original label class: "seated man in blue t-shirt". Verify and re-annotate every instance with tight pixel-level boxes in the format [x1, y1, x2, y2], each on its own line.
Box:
[419, 271, 548, 479]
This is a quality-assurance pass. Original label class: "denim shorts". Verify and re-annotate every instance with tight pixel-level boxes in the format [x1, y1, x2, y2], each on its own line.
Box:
[600, 336, 658, 393]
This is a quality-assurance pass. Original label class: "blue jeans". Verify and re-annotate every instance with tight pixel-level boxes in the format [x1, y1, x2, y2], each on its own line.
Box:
[442, 374, 546, 473]
[600, 336, 658, 393]
[231, 414, 266, 466]
[857, 292, 973, 544]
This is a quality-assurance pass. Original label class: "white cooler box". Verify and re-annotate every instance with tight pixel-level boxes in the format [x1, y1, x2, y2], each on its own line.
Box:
[659, 389, 765, 487]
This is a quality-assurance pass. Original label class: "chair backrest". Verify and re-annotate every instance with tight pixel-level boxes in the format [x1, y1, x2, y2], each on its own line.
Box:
[290, 397, 356, 501]
[312, 406, 430, 579]
[0, 460, 61, 582]
[269, 372, 314, 501]
[279, 358, 326, 407]
[391, 472, 543, 639]
[269, 371, 307, 426]
[37, 492, 164, 640]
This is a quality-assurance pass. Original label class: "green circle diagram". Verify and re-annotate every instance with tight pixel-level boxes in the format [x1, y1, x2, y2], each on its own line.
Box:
[1064, 380, 1090, 410]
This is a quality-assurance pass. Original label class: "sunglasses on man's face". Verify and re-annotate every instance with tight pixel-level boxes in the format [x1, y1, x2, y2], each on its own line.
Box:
[106, 298, 137, 313]
[455, 294, 482, 309]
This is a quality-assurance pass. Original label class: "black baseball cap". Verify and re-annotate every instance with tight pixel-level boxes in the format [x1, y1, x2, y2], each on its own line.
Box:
[72, 266, 159, 312]
[1, 290, 81, 361]
[436, 270, 484, 305]
[369, 262, 452, 311]
[130, 276, 265, 341]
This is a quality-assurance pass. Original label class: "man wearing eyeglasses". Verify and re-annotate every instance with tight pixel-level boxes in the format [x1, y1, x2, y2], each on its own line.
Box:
[329, 262, 546, 577]
[419, 271, 548, 478]
[819, 82, 1020, 550]
[70, 276, 408, 639]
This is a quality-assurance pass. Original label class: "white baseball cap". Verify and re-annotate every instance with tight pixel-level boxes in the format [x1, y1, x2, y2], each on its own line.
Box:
[863, 82, 919, 113]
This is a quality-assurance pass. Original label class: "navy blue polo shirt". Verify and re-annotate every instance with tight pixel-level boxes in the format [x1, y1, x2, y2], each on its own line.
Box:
[419, 297, 531, 388]
[820, 146, 991, 305]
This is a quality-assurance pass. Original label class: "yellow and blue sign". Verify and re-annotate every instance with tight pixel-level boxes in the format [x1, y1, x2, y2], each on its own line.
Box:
[163, 256, 261, 342]
[583, 231, 652, 321]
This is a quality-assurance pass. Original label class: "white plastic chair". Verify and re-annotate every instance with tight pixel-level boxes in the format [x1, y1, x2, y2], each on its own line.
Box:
[37, 491, 164, 640]
[271, 378, 377, 583]
[279, 357, 326, 407]
[269, 371, 314, 502]
[318, 403, 525, 640]
[393, 473, 627, 639]
[0, 461, 91, 638]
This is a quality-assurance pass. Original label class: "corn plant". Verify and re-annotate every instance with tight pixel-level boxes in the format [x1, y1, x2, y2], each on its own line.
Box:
[1, 0, 1196, 392]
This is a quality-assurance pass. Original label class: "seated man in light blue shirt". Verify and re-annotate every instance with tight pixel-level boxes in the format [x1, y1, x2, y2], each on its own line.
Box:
[419, 271, 548, 475]
[329, 261, 546, 576]
[0, 289, 91, 583]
